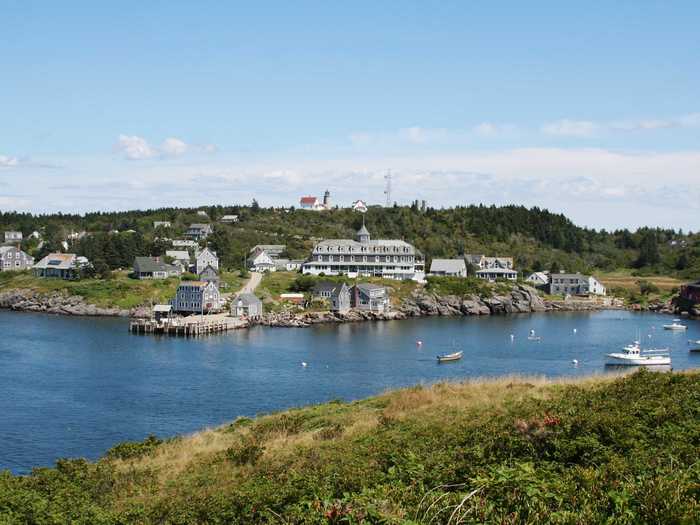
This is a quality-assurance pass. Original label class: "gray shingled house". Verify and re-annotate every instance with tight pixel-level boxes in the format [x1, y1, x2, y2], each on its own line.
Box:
[350, 283, 390, 312]
[547, 273, 590, 295]
[312, 281, 351, 312]
[133, 256, 181, 280]
[429, 258, 467, 277]
[230, 293, 262, 319]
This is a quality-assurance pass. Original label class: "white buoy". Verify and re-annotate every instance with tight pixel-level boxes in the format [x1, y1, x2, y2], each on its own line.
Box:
[301, 362, 307, 367]
[573, 328, 577, 334]
[416, 340, 423, 346]
[510, 334, 515, 341]
[572, 359, 579, 365]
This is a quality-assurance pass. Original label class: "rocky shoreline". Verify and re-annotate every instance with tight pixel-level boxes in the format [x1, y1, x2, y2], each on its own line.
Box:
[1, 285, 694, 327]
[0, 289, 150, 318]
[256, 284, 626, 328]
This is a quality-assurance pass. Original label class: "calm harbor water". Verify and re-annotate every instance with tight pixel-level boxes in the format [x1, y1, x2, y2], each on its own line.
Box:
[1, 309, 699, 474]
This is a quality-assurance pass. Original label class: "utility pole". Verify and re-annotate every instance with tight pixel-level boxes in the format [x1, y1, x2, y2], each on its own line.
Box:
[384, 170, 392, 207]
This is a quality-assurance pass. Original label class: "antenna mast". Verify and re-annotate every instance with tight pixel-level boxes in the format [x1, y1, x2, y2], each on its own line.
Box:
[384, 170, 392, 207]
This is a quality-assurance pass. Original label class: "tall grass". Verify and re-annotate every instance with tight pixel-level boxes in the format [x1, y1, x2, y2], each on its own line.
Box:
[1, 370, 699, 523]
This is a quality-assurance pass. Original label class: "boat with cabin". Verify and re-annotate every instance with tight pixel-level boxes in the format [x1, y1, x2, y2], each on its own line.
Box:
[663, 320, 687, 331]
[605, 340, 670, 366]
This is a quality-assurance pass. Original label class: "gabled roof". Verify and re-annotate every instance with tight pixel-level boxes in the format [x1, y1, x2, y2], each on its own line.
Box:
[198, 264, 219, 275]
[300, 196, 318, 204]
[430, 259, 466, 273]
[313, 281, 348, 295]
[196, 247, 218, 259]
[476, 267, 517, 275]
[153, 304, 172, 312]
[550, 273, 588, 280]
[250, 244, 286, 253]
[166, 250, 190, 260]
[177, 280, 211, 288]
[353, 283, 385, 293]
[187, 223, 212, 231]
[134, 256, 168, 273]
[235, 292, 262, 306]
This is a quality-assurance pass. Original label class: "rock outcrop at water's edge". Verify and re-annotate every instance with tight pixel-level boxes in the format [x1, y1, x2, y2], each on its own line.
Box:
[0, 283, 636, 324]
[0, 289, 148, 317]
[259, 284, 567, 327]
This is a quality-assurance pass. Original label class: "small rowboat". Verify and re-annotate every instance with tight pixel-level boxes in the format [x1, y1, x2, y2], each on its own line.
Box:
[437, 350, 463, 363]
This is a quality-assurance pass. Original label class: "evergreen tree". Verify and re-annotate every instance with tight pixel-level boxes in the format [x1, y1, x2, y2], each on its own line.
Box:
[636, 231, 660, 267]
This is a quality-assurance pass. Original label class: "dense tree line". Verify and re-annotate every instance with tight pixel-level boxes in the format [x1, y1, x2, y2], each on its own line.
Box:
[1, 203, 698, 278]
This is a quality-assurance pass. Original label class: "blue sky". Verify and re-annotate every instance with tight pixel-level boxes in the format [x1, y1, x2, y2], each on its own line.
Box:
[1, 1, 699, 230]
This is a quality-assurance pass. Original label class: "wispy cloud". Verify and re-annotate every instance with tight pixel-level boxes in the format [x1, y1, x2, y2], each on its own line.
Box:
[0, 155, 20, 168]
[350, 122, 516, 147]
[472, 122, 517, 137]
[114, 135, 217, 160]
[541, 119, 599, 137]
[542, 112, 700, 137]
[397, 126, 450, 144]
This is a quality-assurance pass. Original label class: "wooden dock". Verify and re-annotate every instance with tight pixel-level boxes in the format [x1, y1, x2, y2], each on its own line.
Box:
[129, 316, 247, 336]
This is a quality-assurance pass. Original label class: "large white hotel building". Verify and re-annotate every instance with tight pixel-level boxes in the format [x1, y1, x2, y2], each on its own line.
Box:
[301, 225, 425, 281]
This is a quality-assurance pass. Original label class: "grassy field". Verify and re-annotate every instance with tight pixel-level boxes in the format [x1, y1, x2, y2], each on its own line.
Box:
[597, 270, 683, 292]
[256, 271, 300, 301]
[0, 270, 245, 310]
[1, 370, 698, 523]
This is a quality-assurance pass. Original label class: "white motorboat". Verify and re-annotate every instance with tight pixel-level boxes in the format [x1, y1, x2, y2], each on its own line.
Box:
[663, 320, 687, 331]
[606, 340, 670, 366]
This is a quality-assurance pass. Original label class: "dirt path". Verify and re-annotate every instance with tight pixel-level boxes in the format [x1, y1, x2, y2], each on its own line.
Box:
[239, 271, 262, 294]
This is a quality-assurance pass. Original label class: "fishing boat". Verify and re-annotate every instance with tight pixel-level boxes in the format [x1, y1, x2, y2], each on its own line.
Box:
[527, 329, 541, 341]
[689, 339, 700, 346]
[437, 350, 463, 363]
[663, 320, 687, 331]
[689, 340, 700, 353]
[605, 340, 670, 366]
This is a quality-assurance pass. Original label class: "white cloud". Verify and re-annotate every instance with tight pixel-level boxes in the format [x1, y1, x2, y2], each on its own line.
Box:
[161, 137, 189, 157]
[541, 119, 599, 137]
[114, 135, 217, 160]
[0, 155, 20, 167]
[115, 134, 157, 160]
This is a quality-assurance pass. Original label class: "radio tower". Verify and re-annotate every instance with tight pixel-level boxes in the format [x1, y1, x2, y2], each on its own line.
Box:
[384, 170, 392, 207]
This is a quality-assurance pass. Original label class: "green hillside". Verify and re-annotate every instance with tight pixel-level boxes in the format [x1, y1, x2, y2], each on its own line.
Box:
[2, 204, 699, 280]
[1, 370, 699, 523]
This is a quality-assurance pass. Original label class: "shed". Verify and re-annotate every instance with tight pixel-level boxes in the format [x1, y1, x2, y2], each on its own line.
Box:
[231, 293, 263, 319]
